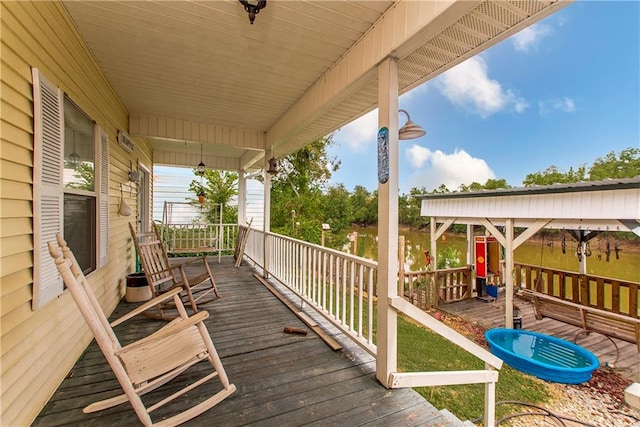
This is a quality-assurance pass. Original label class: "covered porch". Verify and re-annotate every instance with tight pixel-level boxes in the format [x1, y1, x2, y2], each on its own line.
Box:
[34, 257, 448, 426]
[2, 1, 577, 425]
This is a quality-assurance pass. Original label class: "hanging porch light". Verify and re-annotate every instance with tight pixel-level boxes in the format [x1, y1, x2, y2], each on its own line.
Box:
[196, 143, 206, 175]
[239, 0, 267, 25]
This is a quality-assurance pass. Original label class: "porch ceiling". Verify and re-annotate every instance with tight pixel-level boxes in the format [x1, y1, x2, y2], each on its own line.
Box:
[62, 0, 570, 171]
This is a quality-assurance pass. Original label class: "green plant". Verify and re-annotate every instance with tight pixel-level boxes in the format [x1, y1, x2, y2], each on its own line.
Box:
[396, 316, 550, 421]
[436, 246, 462, 269]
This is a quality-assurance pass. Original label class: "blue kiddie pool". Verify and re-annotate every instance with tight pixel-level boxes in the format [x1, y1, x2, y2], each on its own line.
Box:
[485, 328, 599, 384]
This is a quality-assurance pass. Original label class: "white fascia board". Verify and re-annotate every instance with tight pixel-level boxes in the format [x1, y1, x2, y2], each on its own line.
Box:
[265, 0, 479, 150]
[421, 189, 640, 221]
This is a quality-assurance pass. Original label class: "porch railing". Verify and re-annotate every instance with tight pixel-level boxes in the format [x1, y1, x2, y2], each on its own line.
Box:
[402, 266, 473, 310]
[159, 223, 239, 261]
[243, 229, 502, 426]
[515, 262, 640, 317]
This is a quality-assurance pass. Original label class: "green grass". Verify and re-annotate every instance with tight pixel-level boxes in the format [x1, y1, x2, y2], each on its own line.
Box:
[396, 315, 551, 422]
[301, 275, 551, 422]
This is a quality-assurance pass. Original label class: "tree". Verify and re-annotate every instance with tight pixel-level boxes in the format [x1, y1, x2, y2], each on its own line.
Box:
[350, 185, 377, 225]
[188, 169, 238, 224]
[523, 147, 639, 186]
[270, 135, 340, 244]
[522, 165, 587, 186]
[589, 148, 640, 180]
[458, 178, 510, 192]
[399, 187, 428, 230]
[64, 163, 94, 191]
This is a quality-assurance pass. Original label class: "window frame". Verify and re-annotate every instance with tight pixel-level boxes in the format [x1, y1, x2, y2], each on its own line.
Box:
[32, 68, 109, 310]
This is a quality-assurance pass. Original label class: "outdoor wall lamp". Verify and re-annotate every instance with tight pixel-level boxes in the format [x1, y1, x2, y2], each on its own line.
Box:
[239, 0, 267, 25]
[398, 109, 426, 140]
[267, 157, 279, 175]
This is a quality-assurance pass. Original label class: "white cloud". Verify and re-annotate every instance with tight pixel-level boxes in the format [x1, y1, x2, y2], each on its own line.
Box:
[512, 24, 552, 53]
[407, 145, 432, 168]
[334, 109, 378, 152]
[405, 146, 495, 191]
[539, 97, 577, 116]
[437, 56, 528, 118]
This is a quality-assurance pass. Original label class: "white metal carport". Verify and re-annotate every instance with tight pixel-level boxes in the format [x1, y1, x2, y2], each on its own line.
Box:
[418, 176, 640, 328]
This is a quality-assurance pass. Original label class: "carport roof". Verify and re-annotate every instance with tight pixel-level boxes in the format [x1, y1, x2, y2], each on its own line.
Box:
[417, 176, 640, 199]
[418, 176, 640, 234]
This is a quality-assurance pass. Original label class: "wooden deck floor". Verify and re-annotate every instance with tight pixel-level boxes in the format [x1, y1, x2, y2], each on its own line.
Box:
[34, 257, 450, 427]
[441, 290, 639, 382]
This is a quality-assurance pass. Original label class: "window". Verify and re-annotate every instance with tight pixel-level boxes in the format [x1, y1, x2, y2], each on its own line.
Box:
[63, 97, 97, 274]
[32, 68, 109, 309]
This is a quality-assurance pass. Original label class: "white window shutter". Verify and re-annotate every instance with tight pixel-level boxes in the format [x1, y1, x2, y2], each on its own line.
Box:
[97, 126, 109, 267]
[31, 68, 64, 309]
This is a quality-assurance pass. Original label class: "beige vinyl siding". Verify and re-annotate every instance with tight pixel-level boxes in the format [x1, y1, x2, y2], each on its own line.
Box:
[0, 2, 152, 425]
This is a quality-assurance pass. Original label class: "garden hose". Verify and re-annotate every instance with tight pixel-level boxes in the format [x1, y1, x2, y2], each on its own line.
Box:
[471, 400, 598, 427]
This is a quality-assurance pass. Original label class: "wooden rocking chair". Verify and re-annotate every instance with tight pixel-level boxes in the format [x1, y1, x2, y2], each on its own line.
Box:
[129, 223, 220, 319]
[48, 234, 236, 426]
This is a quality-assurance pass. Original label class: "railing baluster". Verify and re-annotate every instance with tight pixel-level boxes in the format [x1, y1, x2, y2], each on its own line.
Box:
[367, 267, 374, 344]
[342, 258, 347, 325]
[329, 253, 334, 316]
[335, 256, 341, 321]
[358, 264, 363, 337]
[350, 260, 355, 331]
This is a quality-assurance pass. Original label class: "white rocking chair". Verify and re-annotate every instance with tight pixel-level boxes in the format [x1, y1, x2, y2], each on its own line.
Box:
[48, 234, 236, 426]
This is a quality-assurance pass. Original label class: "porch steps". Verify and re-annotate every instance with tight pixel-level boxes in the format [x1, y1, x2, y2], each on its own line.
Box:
[439, 408, 477, 426]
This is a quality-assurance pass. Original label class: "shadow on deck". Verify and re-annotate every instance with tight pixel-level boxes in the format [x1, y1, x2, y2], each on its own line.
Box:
[441, 290, 639, 382]
[35, 257, 450, 426]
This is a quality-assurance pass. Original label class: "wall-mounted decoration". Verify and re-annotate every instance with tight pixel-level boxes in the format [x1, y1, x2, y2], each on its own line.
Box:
[119, 183, 132, 216]
[118, 130, 134, 153]
[377, 127, 389, 184]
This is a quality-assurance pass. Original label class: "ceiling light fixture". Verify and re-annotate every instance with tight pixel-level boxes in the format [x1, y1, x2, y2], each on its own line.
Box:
[398, 109, 426, 140]
[239, 0, 267, 25]
[197, 143, 206, 175]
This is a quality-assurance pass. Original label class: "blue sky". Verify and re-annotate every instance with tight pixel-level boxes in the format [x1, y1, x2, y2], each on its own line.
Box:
[328, 1, 640, 193]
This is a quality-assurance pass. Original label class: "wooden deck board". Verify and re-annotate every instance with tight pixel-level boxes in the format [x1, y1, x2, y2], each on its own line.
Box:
[34, 257, 448, 426]
[441, 292, 639, 381]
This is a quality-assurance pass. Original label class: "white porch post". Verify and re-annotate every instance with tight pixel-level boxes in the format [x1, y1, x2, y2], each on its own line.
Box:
[376, 57, 399, 387]
[430, 217, 437, 269]
[238, 169, 246, 226]
[263, 151, 272, 277]
[466, 225, 473, 266]
[504, 218, 515, 328]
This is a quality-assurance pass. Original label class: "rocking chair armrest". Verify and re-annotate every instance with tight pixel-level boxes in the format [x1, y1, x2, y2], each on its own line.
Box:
[115, 310, 210, 355]
[111, 288, 184, 327]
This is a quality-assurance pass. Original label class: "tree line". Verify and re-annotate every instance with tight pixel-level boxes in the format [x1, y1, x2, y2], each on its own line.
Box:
[190, 140, 639, 249]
